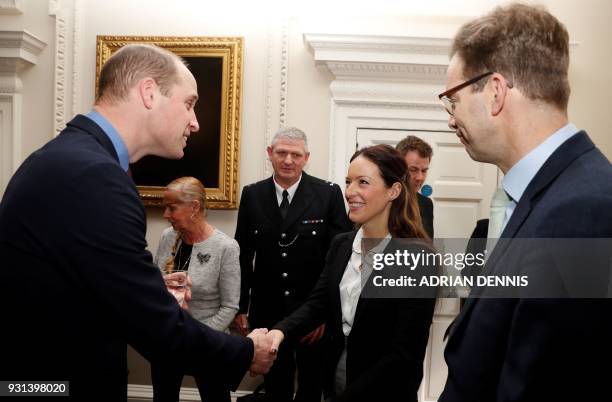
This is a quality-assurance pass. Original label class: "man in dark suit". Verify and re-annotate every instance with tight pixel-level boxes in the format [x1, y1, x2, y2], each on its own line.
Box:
[438, 4, 612, 401]
[396, 135, 434, 238]
[233, 127, 352, 401]
[0, 44, 274, 401]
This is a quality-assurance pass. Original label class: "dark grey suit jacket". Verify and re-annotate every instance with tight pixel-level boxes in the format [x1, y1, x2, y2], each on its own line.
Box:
[440, 132, 612, 402]
[0, 115, 252, 401]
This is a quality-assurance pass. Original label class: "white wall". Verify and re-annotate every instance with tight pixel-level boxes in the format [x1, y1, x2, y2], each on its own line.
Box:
[4, 0, 612, 393]
[5, 0, 611, 251]
[0, 0, 55, 159]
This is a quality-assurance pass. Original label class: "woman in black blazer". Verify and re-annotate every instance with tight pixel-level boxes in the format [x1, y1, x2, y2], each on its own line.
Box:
[268, 144, 436, 402]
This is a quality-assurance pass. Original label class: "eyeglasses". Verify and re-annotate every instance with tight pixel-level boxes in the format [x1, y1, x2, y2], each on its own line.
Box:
[438, 71, 494, 116]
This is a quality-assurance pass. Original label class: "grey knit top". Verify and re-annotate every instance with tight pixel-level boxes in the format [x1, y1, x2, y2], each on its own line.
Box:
[155, 227, 240, 332]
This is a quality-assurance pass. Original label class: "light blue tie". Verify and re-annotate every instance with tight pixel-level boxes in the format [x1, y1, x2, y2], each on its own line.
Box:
[488, 187, 511, 239]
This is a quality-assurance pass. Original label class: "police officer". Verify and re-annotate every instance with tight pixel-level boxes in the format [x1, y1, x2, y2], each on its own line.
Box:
[234, 127, 352, 402]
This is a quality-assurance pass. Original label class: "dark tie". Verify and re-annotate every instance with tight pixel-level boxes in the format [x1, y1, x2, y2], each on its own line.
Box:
[279, 190, 289, 220]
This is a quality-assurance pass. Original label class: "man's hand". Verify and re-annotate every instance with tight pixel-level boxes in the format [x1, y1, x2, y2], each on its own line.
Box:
[232, 313, 250, 336]
[247, 328, 276, 376]
[300, 324, 325, 345]
[267, 329, 285, 354]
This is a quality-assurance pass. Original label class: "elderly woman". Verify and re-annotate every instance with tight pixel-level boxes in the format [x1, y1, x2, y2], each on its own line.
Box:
[152, 176, 240, 402]
[268, 145, 436, 402]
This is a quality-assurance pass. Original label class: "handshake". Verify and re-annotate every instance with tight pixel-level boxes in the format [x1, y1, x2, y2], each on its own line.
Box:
[246, 328, 284, 375]
[234, 314, 326, 376]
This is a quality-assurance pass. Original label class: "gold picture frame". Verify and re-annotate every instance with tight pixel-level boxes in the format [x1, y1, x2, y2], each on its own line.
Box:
[95, 35, 243, 209]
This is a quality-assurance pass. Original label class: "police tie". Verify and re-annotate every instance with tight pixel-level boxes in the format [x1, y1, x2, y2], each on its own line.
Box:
[280, 189, 289, 220]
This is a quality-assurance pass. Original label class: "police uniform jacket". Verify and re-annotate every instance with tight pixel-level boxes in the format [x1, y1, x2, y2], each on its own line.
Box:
[235, 172, 352, 328]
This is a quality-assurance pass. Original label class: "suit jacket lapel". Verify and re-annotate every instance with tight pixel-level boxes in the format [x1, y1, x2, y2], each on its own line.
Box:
[501, 131, 594, 240]
[282, 173, 315, 230]
[449, 131, 594, 342]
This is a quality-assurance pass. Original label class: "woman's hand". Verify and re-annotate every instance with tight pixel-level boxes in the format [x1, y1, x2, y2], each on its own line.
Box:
[232, 313, 250, 336]
[164, 271, 192, 309]
[300, 323, 326, 344]
[181, 276, 192, 309]
[267, 329, 285, 353]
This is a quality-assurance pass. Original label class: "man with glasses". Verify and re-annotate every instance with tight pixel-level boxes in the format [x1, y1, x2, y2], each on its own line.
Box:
[438, 3, 612, 402]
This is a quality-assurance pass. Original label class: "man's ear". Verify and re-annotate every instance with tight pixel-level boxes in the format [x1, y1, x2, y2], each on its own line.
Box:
[139, 78, 157, 109]
[490, 73, 510, 116]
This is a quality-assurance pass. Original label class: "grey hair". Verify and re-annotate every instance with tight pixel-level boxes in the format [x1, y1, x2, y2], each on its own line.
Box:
[270, 126, 309, 151]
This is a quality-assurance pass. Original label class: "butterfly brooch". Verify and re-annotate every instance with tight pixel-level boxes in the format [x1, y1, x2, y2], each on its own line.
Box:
[197, 252, 211, 264]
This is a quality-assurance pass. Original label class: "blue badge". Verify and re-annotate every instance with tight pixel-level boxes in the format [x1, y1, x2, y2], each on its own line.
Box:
[421, 184, 433, 197]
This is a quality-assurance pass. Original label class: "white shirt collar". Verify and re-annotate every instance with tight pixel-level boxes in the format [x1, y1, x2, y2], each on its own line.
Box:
[351, 227, 392, 256]
[273, 174, 302, 206]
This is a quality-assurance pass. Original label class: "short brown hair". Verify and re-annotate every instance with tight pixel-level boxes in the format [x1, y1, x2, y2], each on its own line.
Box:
[451, 3, 570, 110]
[396, 136, 433, 160]
[97, 44, 185, 103]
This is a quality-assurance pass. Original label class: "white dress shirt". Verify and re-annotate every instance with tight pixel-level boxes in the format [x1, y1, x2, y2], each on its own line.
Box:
[273, 174, 302, 206]
[339, 228, 391, 336]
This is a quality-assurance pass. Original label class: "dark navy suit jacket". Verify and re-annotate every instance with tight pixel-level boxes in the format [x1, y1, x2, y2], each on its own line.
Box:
[440, 132, 612, 402]
[0, 115, 252, 400]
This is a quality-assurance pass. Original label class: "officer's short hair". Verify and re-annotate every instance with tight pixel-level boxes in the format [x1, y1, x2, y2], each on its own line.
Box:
[271, 127, 309, 152]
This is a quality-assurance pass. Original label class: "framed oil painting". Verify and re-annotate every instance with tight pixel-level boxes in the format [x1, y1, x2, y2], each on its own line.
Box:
[95, 35, 243, 209]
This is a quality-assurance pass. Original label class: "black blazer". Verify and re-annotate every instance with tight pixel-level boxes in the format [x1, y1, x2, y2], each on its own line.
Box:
[440, 132, 612, 402]
[274, 231, 436, 402]
[235, 173, 352, 328]
[417, 192, 434, 238]
[0, 115, 252, 401]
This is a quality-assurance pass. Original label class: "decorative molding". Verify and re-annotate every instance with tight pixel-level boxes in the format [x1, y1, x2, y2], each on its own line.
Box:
[304, 33, 451, 69]
[333, 98, 443, 111]
[49, 0, 71, 135]
[0, 0, 22, 15]
[0, 30, 45, 196]
[326, 61, 447, 80]
[71, 0, 80, 119]
[304, 34, 450, 52]
[47, 0, 81, 136]
[303, 33, 452, 185]
[0, 30, 47, 68]
[263, 19, 289, 177]
[279, 21, 288, 127]
[0, 94, 21, 194]
[329, 79, 446, 106]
